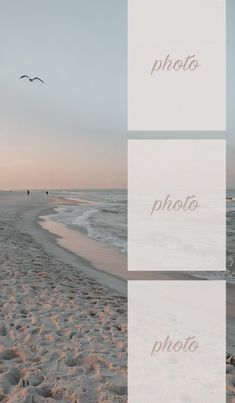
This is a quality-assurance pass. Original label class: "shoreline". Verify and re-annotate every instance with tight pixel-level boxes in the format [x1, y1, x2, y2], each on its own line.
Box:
[39, 200, 199, 282]
[22, 194, 127, 296]
[39, 211, 128, 282]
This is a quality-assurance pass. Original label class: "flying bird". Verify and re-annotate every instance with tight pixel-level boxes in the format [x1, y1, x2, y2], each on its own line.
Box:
[20, 75, 45, 83]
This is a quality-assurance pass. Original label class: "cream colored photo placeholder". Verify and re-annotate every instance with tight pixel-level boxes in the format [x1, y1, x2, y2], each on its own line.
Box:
[128, 139, 226, 271]
[128, 0, 226, 130]
[128, 281, 226, 403]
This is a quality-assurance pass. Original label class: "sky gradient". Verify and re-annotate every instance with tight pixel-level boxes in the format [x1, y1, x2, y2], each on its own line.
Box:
[0, 0, 234, 189]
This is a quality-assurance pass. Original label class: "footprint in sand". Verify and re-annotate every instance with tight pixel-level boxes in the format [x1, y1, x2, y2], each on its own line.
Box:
[0, 324, 7, 336]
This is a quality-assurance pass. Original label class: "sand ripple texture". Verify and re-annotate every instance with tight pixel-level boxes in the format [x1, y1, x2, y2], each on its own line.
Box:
[0, 219, 127, 403]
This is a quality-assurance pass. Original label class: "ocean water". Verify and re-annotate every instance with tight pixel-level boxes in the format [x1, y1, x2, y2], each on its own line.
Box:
[43, 189, 235, 282]
[47, 189, 127, 254]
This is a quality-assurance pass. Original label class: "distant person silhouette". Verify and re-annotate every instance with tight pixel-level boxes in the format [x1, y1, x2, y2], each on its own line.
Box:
[27, 190, 30, 195]
[46, 191, 48, 195]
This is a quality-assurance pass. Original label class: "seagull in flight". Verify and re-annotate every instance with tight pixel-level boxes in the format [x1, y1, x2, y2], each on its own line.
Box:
[20, 75, 45, 84]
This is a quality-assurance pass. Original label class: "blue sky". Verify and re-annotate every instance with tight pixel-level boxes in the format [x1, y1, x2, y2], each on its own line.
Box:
[0, 0, 234, 189]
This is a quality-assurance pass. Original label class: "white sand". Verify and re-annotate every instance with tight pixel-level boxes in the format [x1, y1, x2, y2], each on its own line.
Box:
[0, 192, 127, 402]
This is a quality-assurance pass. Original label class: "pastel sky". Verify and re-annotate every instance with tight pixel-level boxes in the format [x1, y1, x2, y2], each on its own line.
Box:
[0, 0, 234, 189]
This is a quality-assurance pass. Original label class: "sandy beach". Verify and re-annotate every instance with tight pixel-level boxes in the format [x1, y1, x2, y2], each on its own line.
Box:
[0, 191, 235, 402]
[0, 192, 127, 402]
